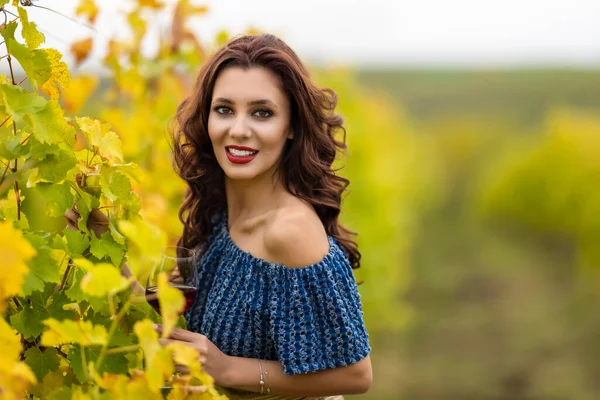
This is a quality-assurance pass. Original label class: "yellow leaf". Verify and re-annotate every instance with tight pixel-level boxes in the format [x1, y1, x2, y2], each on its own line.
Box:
[138, 0, 165, 9]
[157, 272, 185, 338]
[70, 37, 93, 66]
[16, 5, 45, 50]
[61, 74, 98, 114]
[134, 320, 174, 392]
[39, 49, 70, 100]
[75, 0, 99, 24]
[165, 342, 202, 378]
[0, 221, 36, 309]
[118, 218, 167, 277]
[76, 117, 123, 164]
[80, 264, 130, 297]
[41, 319, 108, 347]
[0, 319, 36, 399]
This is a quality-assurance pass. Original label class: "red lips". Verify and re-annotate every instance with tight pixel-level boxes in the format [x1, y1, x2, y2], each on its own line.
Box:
[225, 145, 259, 164]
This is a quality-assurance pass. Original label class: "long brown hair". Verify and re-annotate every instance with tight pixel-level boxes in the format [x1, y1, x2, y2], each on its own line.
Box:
[170, 33, 361, 269]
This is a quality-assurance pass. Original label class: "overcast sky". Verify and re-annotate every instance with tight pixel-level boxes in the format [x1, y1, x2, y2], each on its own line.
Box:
[19, 0, 600, 69]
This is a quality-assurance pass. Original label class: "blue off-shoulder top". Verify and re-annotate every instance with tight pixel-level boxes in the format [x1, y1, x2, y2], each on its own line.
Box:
[184, 211, 371, 375]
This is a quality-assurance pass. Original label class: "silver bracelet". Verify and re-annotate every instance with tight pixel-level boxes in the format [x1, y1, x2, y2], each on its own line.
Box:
[258, 359, 265, 394]
[264, 360, 271, 394]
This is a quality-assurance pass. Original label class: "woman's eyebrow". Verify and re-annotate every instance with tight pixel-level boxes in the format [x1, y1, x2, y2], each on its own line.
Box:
[212, 97, 278, 109]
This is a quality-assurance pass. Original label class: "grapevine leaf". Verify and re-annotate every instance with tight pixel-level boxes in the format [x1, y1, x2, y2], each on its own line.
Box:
[0, 130, 30, 159]
[0, 22, 52, 89]
[17, 5, 46, 50]
[29, 366, 77, 399]
[65, 267, 115, 316]
[100, 169, 131, 202]
[23, 347, 60, 381]
[35, 182, 74, 218]
[138, 0, 165, 9]
[75, 189, 99, 235]
[0, 84, 76, 145]
[65, 267, 87, 303]
[0, 221, 36, 306]
[28, 138, 78, 183]
[157, 272, 185, 338]
[0, 318, 37, 396]
[41, 318, 108, 347]
[62, 75, 98, 114]
[134, 319, 174, 391]
[108, 217, 126, 245]
[118, 218, 166, 277]
[87, 310, 133, 347]
[165, 342, 202, 378]
[30, 100, 76, 146]
[39, 49, 71, 100]
[0, 83, 47, 124]
[69, 346, 128, 384]
[71, 37, 93, 66]
[63, 228, 90, 256]
[80, 263, 129, 297]
[89, 231, 125, 265]
[10, 284, 77, 339]
[75, 0, 99, 24]
[76, 117, 123, 164]
[22, 232, 62, 296]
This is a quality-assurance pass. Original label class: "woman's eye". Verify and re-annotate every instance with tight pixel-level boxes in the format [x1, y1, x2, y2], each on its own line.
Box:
[254, 109, 272, 118]
[215, 106, 231, 114]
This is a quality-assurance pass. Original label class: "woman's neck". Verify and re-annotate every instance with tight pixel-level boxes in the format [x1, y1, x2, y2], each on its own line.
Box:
[225, 172, 289, 226]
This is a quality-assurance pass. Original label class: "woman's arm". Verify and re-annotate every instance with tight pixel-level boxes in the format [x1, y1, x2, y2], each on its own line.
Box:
[156, 325, 372, 397]
[224, 354, 372, 396]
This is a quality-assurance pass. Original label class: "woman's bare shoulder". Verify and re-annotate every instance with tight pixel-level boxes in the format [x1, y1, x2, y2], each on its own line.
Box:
[262, 204, 329, 268]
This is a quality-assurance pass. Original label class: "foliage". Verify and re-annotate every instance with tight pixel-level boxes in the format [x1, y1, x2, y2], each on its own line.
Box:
[0, 1, 223, 398]
[473, 108, 600, 270]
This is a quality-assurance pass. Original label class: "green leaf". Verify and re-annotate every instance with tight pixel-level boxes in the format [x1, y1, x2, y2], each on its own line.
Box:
[22, 232, 62, 296]
[1, 25, 52, 89]
[89, 231, 125, 265]
[63, 228, 90, 256]
[0, 84, 75, 145]
[0, 130, 30, 159]
[35, 182, 74, 217]
[100, 169, 131, 202]
[10, 284, 77, 339]
[0, 82, 46, 123]
[23, 347, 60, 381]
[17, 5, 46, 50]
[68, 346, 129, 384]
[65, 267, 115, 316]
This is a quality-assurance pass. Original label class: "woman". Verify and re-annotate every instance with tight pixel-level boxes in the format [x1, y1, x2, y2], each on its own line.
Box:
[69, 33, 372, 399]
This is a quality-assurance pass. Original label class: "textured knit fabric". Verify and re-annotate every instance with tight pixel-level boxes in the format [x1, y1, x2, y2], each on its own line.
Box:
[184, 211, 371, 376]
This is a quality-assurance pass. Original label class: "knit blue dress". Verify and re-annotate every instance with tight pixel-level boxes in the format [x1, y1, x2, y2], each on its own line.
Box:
[184, 211, 371, 376]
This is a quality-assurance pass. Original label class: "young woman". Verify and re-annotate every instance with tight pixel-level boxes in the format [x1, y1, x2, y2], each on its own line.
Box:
[68, 33, 371, 399]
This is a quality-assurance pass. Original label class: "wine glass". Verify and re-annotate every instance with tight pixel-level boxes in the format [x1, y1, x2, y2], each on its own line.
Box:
[145, 246, 198, 315]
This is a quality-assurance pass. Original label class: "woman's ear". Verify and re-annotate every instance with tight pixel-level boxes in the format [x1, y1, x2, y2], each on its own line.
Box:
[287, 130, 294, 140]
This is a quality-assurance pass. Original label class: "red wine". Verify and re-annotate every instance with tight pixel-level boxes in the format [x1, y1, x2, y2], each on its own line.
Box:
[145, 284, 198, 314]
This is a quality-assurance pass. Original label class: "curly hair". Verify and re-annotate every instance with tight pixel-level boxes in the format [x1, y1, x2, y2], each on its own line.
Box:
[170, 33, 361, 269]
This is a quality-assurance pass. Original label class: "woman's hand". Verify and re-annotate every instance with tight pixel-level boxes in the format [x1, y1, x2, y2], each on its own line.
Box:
[64, 175, 109, 238]
[155, 324, 232, 386]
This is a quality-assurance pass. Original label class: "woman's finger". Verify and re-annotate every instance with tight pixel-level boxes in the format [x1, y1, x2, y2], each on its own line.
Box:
[158, 338, 182, 347]
[155, 325, 200, 342]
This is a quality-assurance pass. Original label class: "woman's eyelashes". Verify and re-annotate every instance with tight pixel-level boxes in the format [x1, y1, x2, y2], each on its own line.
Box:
[212, 105, 273, 119]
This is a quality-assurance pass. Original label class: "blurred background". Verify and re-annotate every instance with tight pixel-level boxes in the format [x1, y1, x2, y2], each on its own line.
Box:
[13, 0, 600, 398]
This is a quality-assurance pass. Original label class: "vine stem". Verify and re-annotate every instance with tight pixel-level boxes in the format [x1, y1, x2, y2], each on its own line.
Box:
[5, 42, 21, 220]
[95, 299, 131, 368]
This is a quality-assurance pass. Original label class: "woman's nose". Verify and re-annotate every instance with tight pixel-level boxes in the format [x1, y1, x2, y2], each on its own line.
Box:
[229, 116, 251, 139]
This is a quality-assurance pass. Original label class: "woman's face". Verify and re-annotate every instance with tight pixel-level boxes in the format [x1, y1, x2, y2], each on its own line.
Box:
[207, 66, 293, 183]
